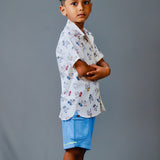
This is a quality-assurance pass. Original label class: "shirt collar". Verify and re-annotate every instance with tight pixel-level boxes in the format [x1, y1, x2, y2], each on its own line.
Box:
[66, 19, 92, 36]
[65, 19, 84, 37]
[65, 19, 94, 44]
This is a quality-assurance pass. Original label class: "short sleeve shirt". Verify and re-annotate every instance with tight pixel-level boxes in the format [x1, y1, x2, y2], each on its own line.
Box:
[56, 20, 106, 120]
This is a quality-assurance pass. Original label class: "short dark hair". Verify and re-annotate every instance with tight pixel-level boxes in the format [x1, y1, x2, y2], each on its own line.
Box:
[59, 0, 66, 5]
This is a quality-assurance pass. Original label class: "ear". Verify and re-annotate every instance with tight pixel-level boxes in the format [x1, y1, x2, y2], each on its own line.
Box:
[59, 6, 67, 16]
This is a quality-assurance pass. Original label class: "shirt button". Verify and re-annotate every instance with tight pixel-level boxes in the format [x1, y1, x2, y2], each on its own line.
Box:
[76, 115, 80, 117]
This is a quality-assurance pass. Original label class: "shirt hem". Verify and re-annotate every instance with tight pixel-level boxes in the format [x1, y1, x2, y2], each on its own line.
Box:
[59, 109, 105, 120]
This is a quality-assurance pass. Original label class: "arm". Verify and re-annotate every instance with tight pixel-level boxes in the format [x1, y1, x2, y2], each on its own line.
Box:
[85, 58, 111, 81]
[74, 59, 96, 77]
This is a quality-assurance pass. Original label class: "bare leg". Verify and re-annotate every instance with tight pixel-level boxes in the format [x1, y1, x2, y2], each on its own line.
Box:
[63, 147, 86, 160]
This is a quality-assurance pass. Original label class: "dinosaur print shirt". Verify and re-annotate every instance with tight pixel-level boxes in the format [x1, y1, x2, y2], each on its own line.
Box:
[56, 20, 105, 120]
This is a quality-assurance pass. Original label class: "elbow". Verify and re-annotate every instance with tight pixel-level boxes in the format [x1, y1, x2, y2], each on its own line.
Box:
[106, 66, 111, 76]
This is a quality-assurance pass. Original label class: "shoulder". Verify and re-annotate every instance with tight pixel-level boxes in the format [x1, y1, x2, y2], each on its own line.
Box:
[57, 27, 78, 46]
[56, 30, 73, 50]
[56, 31, 76, 56]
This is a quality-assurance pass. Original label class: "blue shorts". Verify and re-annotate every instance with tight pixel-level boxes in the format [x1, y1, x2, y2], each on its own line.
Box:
[62, 111, 95, 150]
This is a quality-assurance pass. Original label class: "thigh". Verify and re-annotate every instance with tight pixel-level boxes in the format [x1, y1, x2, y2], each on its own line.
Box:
[62, 111, 95, 150]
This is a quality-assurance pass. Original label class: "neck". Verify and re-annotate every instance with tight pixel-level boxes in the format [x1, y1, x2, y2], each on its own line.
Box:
[74, 22, 85, 33]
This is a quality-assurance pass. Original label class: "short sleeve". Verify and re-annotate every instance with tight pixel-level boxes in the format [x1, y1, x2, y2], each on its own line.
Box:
[93, 44, 104, 63]
[56, 38, 81, 68]
[66, 41, 81, 67]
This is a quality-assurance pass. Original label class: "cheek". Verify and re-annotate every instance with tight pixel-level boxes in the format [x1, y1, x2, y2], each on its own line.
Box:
[68, 10, 76, 17]
[70, 9, 76, 15]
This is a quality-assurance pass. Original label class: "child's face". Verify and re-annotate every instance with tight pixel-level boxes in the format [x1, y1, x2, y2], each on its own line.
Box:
[59, 0, 92, 24]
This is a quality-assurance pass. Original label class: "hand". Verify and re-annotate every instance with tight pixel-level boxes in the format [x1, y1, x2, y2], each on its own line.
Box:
[85, 64, 110, 81]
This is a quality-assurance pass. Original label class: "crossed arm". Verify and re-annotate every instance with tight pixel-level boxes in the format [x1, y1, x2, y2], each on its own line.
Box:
[74, 58, 111, 81]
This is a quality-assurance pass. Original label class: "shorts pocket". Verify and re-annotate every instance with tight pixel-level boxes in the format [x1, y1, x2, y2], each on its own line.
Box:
[70, 116, 89, 140]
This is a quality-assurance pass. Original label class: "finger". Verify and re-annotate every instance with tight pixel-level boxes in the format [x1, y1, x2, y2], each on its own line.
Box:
[89, 64, 99, 68]
[86, 75, 98, 81]
[87, 70, 97, 75]
[85, 76, 94, 81]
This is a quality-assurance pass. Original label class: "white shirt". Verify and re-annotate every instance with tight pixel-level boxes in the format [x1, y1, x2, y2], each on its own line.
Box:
[56, 20, 106, 120]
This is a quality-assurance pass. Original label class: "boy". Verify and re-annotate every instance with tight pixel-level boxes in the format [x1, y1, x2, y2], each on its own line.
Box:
[56, 0, 111, 159]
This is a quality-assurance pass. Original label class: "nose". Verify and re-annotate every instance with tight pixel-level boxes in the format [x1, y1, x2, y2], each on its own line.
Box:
[78, 2, 84, 11]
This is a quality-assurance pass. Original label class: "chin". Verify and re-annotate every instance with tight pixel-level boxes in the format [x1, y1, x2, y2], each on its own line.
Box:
[77, 19, 87, 23]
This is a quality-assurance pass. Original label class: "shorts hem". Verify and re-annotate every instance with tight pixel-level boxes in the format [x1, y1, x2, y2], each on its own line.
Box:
[64, 144, 91, 150]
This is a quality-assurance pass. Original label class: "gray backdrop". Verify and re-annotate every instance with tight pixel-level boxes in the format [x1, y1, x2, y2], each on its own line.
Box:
[0, 0, 160, 160]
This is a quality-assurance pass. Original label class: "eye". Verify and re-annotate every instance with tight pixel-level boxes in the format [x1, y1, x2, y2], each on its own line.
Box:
[83, 1, 90, 5]
[71, 2, 77, 6]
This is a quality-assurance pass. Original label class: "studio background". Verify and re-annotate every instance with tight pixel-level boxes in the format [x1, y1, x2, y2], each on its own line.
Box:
[0, 0, 160, 160]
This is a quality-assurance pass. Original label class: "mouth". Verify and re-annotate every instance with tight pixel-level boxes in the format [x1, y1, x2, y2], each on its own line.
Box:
[77, 14, 86, 17]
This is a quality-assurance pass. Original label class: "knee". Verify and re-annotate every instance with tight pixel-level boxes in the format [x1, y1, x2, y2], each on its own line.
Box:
[66, 147, 86, 158]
